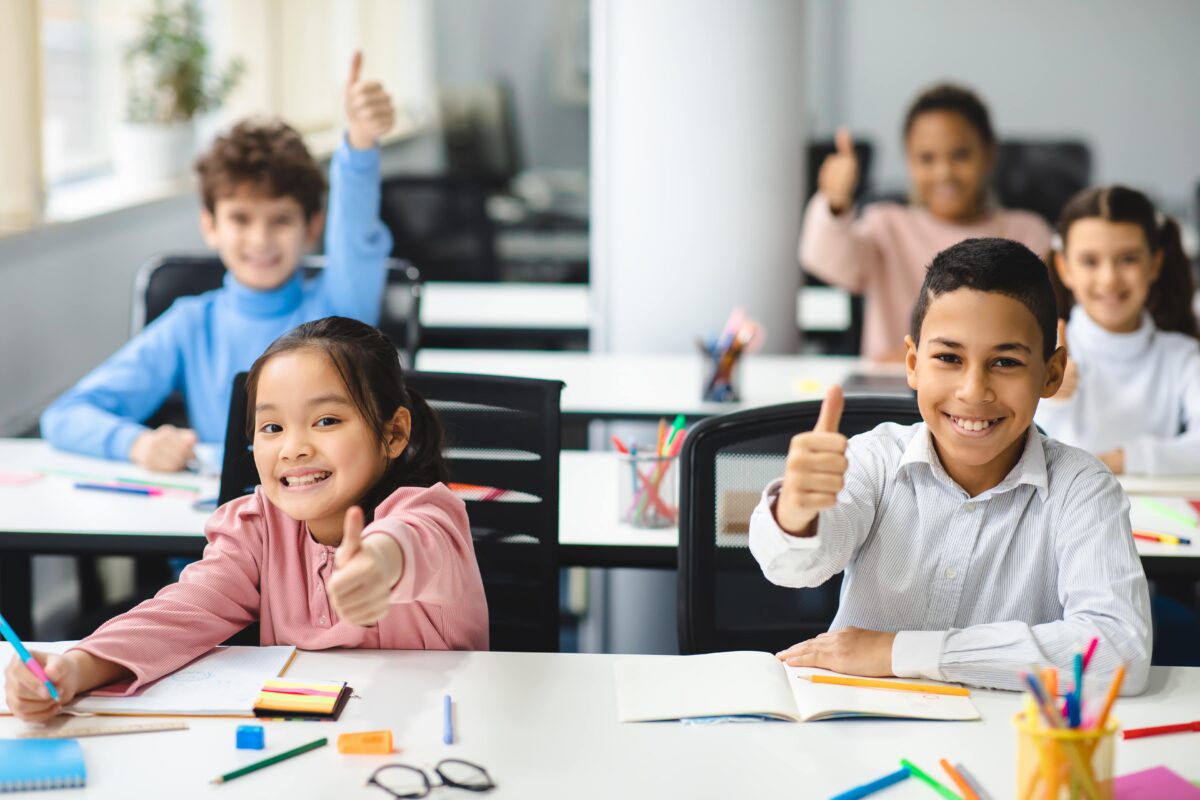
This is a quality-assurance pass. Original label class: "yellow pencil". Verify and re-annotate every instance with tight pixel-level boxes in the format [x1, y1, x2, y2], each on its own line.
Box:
[809, 674, 971, 696]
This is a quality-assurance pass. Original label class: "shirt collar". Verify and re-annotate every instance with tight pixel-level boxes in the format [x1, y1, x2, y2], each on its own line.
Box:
[221, 270, 304, 318]
[1068, 303, 1155, 361]
[895, 422, 1049, 501]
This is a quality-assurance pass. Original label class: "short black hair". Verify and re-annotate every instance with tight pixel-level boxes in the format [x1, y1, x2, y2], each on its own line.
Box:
[903, 83, 995, 147]
[910, 238, 1057, 360]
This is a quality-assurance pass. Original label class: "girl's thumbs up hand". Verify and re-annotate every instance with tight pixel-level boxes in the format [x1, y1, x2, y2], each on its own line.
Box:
[775, 385, 849, 536]
[328, 506, 404, 626]
[818, 127, 860, 214]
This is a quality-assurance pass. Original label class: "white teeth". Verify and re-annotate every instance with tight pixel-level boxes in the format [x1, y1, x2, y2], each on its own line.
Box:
[952, 416, 996, 432]
[283, 472, 330, 486]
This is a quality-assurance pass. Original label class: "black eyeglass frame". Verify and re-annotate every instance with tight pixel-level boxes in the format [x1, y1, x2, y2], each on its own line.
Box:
[366, 758, 496, 799]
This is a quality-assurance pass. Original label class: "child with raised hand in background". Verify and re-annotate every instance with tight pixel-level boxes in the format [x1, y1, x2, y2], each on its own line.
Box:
[5, 317, 487, 722]
[801, 83, 1051, 361]
[41, 51, 396, 472]
[1037, 185, 1200, 475]
[752, 238, 1151, 693]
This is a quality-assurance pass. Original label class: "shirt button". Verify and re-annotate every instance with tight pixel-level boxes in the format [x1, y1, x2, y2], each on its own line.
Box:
[319, 616, 328, 626]
[963, 502, 976, 513]
[945, 567, 957, 579]
[316, 583, 323, 592]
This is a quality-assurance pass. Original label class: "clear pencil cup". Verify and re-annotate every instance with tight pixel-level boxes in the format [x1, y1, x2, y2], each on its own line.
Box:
[1014, 712, 1118, 800]
[617, 453, 678, 529]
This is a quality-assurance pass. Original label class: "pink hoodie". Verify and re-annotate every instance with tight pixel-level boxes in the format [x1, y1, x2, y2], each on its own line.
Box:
[800, 193, 1052, 360]
[75, 483, 488, 694]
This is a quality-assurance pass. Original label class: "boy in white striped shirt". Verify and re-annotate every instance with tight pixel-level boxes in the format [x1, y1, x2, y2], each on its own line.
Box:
[751, 237, 1152, 693]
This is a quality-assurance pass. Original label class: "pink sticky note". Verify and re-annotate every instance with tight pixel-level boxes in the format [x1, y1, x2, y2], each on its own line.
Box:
[1114, 766, 1200, 799]
[0, 471, 42, 486]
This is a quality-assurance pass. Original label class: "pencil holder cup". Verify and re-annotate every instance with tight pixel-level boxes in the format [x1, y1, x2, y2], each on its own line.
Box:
[617, 453, 679, 528]
[701, 353, 741, 403]
[1013, 712, 1118, 800]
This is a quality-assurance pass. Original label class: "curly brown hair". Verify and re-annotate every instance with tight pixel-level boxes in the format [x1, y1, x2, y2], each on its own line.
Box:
[194, 119, 326, 220]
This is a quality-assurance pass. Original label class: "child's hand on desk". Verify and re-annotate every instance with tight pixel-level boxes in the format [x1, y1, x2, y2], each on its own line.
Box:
[1052, 320, 1079, 400]
[775, 627, 897, 677]
[128, 424, 197, 472]
[818, 127, 860, 215]
[4, 652, 80, 722]
[344, 50, 395, 150]
[328, 506, 405, 626]
[775, 385, 848, 536]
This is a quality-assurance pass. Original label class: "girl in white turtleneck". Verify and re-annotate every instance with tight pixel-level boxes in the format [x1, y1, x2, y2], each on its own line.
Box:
[1036, 185, 1200, 476]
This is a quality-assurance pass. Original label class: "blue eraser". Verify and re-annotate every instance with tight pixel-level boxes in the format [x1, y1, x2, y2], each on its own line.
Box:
[236, 724, 265, 750]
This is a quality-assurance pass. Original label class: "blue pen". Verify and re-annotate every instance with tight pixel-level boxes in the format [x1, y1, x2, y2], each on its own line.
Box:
[75, 482, 159, 496]
[1071, 652, 1084, 727]
[829, 766, 910, 800]
[442, 694, 454, 745]
[0, 611, 59, 701]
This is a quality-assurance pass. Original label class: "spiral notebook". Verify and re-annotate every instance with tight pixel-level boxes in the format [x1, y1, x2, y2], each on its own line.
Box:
[0, 739, 86, 792]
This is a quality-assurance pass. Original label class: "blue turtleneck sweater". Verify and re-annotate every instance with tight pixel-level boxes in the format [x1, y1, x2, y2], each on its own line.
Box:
[40, 139, 393, 461]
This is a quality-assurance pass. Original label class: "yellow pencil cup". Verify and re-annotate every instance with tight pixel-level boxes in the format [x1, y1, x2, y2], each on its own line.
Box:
[1013, 712, 1118, 800]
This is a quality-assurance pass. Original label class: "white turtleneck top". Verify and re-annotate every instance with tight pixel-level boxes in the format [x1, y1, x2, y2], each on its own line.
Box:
[1035, 304, 1200, 475]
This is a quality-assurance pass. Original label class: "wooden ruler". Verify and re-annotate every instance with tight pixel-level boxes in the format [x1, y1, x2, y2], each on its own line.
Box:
[19, 721, 189, 739]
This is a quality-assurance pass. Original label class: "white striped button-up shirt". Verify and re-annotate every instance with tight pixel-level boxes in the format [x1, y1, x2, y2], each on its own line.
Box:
[749, 422, 1152, 694]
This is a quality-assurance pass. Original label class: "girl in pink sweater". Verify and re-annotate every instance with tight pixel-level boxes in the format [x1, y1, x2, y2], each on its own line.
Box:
[6, 317, 488, 722]
[802, 83, 1051, 361]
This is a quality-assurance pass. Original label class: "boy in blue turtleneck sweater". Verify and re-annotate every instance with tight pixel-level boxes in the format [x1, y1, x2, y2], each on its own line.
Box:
[42, 53, 396, 471]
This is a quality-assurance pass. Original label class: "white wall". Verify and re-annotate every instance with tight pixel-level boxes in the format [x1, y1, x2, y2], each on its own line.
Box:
[807, 0, 1200, 216]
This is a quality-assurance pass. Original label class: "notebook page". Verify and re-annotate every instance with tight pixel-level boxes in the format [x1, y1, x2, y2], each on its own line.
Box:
[615, 651, 800, 722]
[785, 666, 980, 722]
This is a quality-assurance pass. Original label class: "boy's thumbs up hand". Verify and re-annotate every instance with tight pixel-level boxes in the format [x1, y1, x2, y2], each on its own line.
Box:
[775, 385, 849, 536]
[344, 49, 395, 150]
[818, 126, 859, 214]
[328, 506, 403, 626]
[1054, 319, 1079, 400]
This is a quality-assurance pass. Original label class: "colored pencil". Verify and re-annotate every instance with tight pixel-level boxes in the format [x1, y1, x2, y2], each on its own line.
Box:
[443, 694, 454, 745]
[210, 737, 327, 784]
[899, 759, 961, 800]
[75, 481, 162, 497]
[1122, 720, 1200, 739]
[1081, 637, 1099, 671]
[809, 674, 970, 696]
[829, 767, 910, 800]
[0, 612, 59, 701]
[1138, 498, 1196, 527]
[954, 764, 992, 800]
[1133, 530, 1191, 545]
[939, 759, 979, 800]
[1093, 664, 1126, 731]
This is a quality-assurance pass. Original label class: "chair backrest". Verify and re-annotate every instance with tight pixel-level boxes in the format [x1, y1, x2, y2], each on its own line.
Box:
[994, 140, 1091, 225]
[131, 253, 423, 362]
[378, 176, 500, 282]
[405, 371, 564, 652]
[677, 395, 923, 655]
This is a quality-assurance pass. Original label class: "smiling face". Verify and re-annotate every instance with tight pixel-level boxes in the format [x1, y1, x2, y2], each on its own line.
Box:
[905, 288, 1065, 496]
[1055, 218, 1162, 334]
[905, 110, 994, 223]
[201, 186, 324, 291]
[252, 348, 409, 543]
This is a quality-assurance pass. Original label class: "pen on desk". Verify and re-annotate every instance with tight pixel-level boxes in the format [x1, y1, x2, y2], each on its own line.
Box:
[210, 737, 327, 784]
[828, 766, 909, 800]
[117, 477, 203, 493]
[75, 482, 162, 497]
[898, 759, 960, 800]
[954, 763, 993, 800]
[1122, 720, 1200, 739]
[0, 611, 59, 701]
[1132, 529, 1191, 545]
[808, 674, 971, 696]
[443, 694, 454, 745]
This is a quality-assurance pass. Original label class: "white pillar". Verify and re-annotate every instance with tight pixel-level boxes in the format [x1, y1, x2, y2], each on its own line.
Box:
[589, 0, 807, 654]
[591, 0, 807, 356]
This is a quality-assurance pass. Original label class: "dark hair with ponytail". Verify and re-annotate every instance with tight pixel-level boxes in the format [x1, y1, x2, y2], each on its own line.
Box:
[245, 316, 448, 521]
[1047, 185, 1199, 339]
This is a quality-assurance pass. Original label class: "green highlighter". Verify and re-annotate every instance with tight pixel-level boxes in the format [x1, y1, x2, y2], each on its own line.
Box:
[899, 758, 962, 800]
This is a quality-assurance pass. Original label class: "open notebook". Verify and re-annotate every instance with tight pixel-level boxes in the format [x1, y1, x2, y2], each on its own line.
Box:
[1, 643, 295, 717]
[615, 651, 980, 722]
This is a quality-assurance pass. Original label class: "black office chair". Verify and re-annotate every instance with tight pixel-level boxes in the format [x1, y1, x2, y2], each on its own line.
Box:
[379, 176, 501, 282]
[994, 140, 1091, 225]
[405, 371, 564, 652]
[677, 395, 923, 655]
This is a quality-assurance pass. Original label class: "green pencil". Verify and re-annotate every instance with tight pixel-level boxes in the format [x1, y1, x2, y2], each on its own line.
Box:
[117, 477, 203, 493]
[1140, 497, 1197, 527]
[211, 737, 327, 784]
[899, 758, 962, 800]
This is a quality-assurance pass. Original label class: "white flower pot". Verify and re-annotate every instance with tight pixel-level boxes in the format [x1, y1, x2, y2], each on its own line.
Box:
[114, 120, 196, 188]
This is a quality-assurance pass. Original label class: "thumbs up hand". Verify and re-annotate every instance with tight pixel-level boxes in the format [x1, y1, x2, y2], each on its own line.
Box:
[775, 385, 849, 536]
[1053, 319, 1079, 400]
[818, 127, 860, 214]
[344, 50, 396, 150]
[327, 506, 405, 626]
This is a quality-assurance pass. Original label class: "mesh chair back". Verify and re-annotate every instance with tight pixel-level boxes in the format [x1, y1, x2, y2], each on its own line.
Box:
[678, 395, 923, 654]
[406, 371, 564, 652]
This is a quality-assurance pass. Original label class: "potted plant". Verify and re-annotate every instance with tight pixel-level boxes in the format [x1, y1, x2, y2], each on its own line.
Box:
[115, 0, 245, 186]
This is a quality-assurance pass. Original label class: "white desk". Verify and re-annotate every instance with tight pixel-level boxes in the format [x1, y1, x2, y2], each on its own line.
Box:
[0, 650, 1196, 798]
[417, 283, 852, 334]
[415, 350, 891, 419]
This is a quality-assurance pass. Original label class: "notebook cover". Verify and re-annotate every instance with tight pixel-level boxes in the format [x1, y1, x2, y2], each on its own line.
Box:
[1114, 766, 1200, 799]
[0, 739, 86, 792]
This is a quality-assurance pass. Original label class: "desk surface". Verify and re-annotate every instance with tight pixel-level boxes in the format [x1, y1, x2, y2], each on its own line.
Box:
[414, 350, 888, 419]
[0, 650, 1195, 798]
[418, 282, 851, 332]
